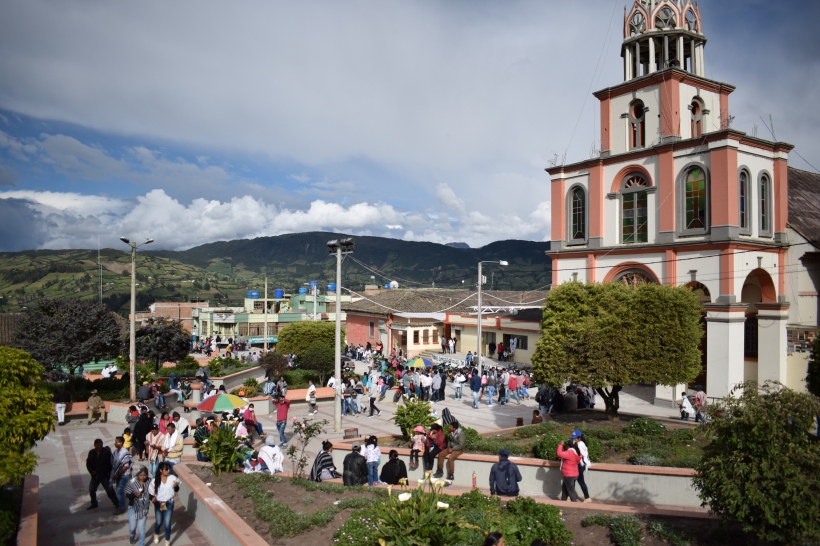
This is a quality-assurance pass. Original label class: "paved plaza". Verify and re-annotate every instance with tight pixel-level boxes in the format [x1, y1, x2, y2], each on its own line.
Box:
[32, 359, 685, 545]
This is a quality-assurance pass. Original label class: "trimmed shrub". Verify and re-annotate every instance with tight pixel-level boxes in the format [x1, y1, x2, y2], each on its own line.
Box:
[623, 417, 666, 437]
[532, 432, 565, 461]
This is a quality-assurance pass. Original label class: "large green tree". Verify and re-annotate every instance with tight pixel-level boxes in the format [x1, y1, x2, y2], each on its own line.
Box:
[276, 320, 344, 356]
[300, 341, 335, 384]
[0, 347, 55, 485]
[13, 298, 123, 374]
[531, 281, 703, 418]
[693, 381, 820, 544]
[134, 318, 191, 372]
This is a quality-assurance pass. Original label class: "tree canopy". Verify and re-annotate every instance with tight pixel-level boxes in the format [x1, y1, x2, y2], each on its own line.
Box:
[300, 341, 335, 384]
[693, 381, 820, 544]
[0, 347, 55, 485]
[133, 318, 191, 372]
[13, 298, 123, 374]
[531, 281, 703, 417]
[259, 351, 289, 380]
[276, 321, 344, 356]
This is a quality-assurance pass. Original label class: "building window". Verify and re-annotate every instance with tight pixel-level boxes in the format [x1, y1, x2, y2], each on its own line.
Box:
[739, 170, 749, 231]
[684, 167, 707, 230]
[423, 329, 429, 344]
[629, 101, 646, 149]
[621, 174, 649, 244]
[503, 334, 528, 351]
[759, 174, 772, 236]
[413, 330, 419, 344]
[744, 317, 758, 358]
[568, 186, 587, 243]
[432, 329, 438, 343]
[238, 323, 249, 336]
[691, 99, 704, 138]
[369, 321, 375, 338]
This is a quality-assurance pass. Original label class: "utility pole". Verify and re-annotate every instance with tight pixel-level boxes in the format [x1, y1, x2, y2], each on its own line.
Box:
[327, 238, 354, 432]
[120, 236, 154, 402]
[313, 283, 318, 321]
[263, 277, 269, 353]
[476, 260, 508, 375]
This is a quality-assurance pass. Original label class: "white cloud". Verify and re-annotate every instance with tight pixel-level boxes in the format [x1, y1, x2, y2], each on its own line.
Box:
[0, 187, 551, 251]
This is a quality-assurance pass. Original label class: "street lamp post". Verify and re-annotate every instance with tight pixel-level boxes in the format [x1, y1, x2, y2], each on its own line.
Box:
[327, 237, 354, 433]
[120, 237, 154, 402]
[476, 260, 508, 374]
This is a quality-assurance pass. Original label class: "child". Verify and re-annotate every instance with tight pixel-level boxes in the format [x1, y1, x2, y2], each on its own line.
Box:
[363, 435, 383, 487]
[410, 425, 425, 470]
[123, 427, 133, 452]
[531, 409, 543, 424]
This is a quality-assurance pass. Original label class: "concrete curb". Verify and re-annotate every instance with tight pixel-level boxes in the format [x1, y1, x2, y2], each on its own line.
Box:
[17, 475, 38, 546]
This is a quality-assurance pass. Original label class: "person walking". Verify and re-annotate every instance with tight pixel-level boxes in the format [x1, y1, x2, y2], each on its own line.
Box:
[363, 436, 383, 487]
[367, 380, 381, 418]
[342, 382, 358, 417]
[571, 430, 592, 502]
[354, 377, 366, 413]
[85, 439, 119, 511]
[133, 411, 152, 461]
[453, 370, 465, 401]
[431, 371, 442, 403]
[273, 394, 291, 447]
[111, 436, 133, 515]
[87, 389, 106, 425]
[489, 448, 522, 497]
[124, 466, 151, 546]
[694, 385, 707, 423]
[145, 424, 166, 477]
[149, 462, 180, 546]
[54, 387, 68, 426]
[306, 380, 317, 415]
[486, 373, 497, 407]
[469, 370, 481, 409]
[557, 440, 583, 502]
[163, 423, 183, 474]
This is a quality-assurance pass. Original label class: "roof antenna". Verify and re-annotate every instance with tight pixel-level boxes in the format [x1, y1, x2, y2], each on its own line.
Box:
[769, 114, 777, 141]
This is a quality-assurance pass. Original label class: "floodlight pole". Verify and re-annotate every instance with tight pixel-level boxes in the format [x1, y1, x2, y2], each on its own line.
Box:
[334, 246, 342, 432]
[476, 260, 507, 375]
[121, 237, 153, 402]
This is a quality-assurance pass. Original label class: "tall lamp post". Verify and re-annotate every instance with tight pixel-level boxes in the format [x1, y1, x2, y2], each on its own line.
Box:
[327, 237, 354, 433]
[120, 237, 154, 402]
[476, 260, 508, 374]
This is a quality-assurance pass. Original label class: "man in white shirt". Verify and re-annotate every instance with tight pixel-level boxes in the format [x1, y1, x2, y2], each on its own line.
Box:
[453, 371, 466, 401]
[680, 392, 694, 421]
[327, 373, 337, 389]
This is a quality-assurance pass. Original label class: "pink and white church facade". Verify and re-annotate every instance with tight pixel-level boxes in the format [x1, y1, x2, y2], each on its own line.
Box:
[546, 0, 801, 403]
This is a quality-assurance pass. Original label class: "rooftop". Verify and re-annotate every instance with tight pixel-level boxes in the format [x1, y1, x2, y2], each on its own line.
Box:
[342, 289, 549, 315]
[788, 166, 820, 249]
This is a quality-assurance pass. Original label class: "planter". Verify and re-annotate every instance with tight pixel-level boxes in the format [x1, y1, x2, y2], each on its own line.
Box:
[210, 366, 266, 391]
[17, 475, 38, 546]
[330, 436, 702, 508]
[174, 463, 268, 546]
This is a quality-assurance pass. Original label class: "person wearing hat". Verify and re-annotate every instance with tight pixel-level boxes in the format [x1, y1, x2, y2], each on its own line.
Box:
[193, 418, 210, 462]
[86, 389, 106, 425]
[489, 448, 522, 497]
[342, 441, 368, 486]
[409, 426, 426, 470]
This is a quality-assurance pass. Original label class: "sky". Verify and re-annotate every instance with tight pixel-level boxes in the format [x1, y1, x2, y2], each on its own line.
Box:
[0, 0, 818, 252]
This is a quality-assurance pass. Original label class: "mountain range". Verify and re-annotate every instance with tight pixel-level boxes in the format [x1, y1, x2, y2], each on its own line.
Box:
[0, 232, 551, 314]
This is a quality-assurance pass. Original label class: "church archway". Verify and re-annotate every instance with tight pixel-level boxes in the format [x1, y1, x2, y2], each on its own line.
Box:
[741, 268, 775, 378]
[603, 262, 660, 285]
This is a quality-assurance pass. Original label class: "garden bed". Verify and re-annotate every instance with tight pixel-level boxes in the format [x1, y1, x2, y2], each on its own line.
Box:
[384, 413, 705, 468]
[191, 467, 762, 546]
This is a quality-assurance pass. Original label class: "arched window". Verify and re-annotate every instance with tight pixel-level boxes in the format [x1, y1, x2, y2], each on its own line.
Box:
[655, 6, 676, 30]
[613, 269, 655, 286]
[739, 170, 750, 231]
[621, 174, 649, 244]
[684, 167, 707, 230]
[684, 9, 698, 32]
[629, 101, 646, 149]
[759, 173, 772, 236]
[570, 187, 586, 242]
[690, 99, 704, 138]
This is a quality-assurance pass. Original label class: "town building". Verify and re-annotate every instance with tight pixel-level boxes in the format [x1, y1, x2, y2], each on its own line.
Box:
[343, 289, 549, 362]
[133, 301, 210, 332]
[546, 0, 819, 402]
[190, 288, 354, 348]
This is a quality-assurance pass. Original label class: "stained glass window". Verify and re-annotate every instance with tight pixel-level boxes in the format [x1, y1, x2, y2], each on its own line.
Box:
[685, 168, 706, 230]
[760, 175, 769, 233]
[622, 190, 648, 244]
[571, 188, 586, 240]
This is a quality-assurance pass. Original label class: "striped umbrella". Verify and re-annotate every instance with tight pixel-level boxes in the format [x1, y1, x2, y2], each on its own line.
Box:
[407, 357, 434, 368]
[196, 393, 247, 412]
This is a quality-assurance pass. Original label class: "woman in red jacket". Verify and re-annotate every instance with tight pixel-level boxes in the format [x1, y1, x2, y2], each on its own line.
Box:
[556, 440, 582, 502]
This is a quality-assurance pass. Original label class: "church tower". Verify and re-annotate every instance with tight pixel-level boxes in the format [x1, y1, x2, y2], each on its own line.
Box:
[547, 0, 794, 402]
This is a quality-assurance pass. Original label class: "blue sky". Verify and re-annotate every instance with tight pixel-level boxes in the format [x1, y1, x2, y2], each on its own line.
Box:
[0, 0, 818, 251]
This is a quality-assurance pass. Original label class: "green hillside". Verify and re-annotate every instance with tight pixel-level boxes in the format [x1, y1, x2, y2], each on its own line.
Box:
[0, 233, 551, 314]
